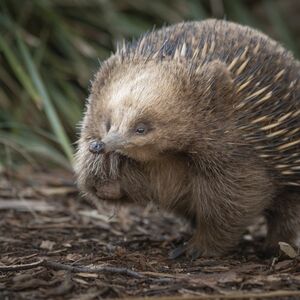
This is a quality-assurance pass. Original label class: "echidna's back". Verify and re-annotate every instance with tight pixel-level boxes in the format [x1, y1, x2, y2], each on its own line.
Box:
[119, 20, 300, 187]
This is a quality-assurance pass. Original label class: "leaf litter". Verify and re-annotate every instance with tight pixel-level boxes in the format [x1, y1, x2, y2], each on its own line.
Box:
[0, 166, 300, 300]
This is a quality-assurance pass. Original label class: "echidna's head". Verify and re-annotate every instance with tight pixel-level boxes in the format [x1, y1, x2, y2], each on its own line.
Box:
[82, 60, 202, 162]
[75, 57, 235, 180]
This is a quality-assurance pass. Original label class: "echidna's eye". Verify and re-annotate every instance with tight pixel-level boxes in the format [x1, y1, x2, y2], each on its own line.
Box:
[135, 123, 148, 135]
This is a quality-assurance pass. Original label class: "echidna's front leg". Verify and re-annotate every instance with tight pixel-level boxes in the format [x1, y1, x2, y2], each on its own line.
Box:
[75, 150, 129, 204]
[184, 164, 275, 258]
[169, 210, 245, 259]
[95, 180, 124, 201]
[186, 214, 245, 258]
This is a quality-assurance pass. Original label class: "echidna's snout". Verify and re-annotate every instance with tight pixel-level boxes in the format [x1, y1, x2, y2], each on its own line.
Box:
[89, 140, 105, 154]
[89, 132, 126, 155]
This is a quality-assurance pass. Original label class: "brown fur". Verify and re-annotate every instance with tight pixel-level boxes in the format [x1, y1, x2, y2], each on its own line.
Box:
[75, 19, 300, 257]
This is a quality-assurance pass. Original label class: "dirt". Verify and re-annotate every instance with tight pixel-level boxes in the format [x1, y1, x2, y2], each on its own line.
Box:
[0, 167, 299, 300]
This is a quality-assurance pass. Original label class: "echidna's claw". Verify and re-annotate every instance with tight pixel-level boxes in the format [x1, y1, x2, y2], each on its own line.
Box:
[168, 243, 187, 259]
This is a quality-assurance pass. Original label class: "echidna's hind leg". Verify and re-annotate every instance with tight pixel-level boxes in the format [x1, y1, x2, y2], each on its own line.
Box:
[264, 188, 300, 255]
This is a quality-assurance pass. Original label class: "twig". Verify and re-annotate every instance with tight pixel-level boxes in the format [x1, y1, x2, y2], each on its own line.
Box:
[0, 259, 219, 290]
[116, 290, 300, 300]
[0, 259, 143, 279]
[0, 259, 45, 271]
[43, 260, 144, 278]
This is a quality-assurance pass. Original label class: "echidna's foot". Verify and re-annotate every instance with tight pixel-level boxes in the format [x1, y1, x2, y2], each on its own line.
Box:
[186, 234, 228, 259]
[185, 245, 202, 260]
[168, 243, 187, 259]
[169, 240, 219, 260]
[95, 180, 124, 200]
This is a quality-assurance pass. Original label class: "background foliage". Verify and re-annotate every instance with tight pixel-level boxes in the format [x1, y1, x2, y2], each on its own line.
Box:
[1, 0, 299, 170]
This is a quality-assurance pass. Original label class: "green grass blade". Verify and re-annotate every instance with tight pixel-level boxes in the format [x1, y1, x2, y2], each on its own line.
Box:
[0, 36, 42, 107]
[16, 34, 74, 163]
[0, 132, 71, 169]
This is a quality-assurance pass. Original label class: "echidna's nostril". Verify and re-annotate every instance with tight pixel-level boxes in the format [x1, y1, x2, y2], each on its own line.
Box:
[89, 140, 105, 154]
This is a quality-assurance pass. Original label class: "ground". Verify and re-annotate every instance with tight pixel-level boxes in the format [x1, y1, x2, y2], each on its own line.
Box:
[0, 167, 299, 300]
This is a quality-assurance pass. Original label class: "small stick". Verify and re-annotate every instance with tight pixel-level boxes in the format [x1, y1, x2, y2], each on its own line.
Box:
[0, 259, 45, 271]
[0, 259, 143, 279]
[118, 290, 300, 300]
[43, 260, 144, 279]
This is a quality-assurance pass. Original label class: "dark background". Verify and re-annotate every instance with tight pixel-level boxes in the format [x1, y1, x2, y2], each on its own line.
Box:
[1, 0, 299, 170]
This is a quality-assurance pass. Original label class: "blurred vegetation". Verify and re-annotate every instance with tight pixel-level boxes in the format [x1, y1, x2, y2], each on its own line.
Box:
[1, 0, 299, 170]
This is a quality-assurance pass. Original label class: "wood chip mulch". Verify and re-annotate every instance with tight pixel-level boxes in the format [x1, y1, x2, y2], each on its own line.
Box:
[0, 167, 299, 300]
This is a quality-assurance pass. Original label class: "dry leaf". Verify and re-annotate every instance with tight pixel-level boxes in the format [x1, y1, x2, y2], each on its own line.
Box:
[40, 240, 56, 251]
[279, 242, 298, 258]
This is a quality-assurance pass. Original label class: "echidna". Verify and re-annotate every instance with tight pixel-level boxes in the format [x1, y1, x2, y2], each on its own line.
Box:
[75, 19, 300, 257]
